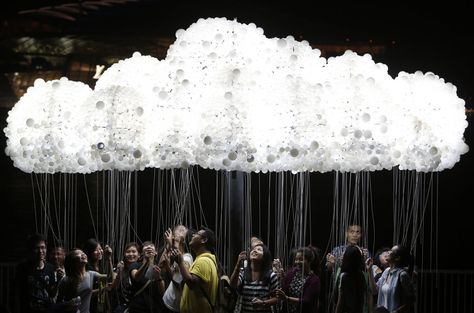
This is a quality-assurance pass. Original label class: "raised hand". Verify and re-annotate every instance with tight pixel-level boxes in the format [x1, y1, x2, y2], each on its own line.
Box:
[170, 248, 183, 264]
[56, 267, 65, 280]
[164, 228, 173, 250]
[116, 261, 124, 272]
[104, 245, 113, 259]
[236, 250, 247, 265]
[143, 245, 157, 261]
[275, 288, 287, 300]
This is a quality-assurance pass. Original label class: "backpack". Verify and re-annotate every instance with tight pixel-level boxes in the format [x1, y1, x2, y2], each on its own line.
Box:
[200, 256, 238, 313]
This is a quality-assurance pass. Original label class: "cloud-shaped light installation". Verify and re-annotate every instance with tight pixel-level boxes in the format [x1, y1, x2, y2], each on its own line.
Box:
[4, 17, 469, 173]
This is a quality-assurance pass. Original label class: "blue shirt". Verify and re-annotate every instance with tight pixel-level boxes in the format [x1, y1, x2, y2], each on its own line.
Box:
[376, 267, 415, 313]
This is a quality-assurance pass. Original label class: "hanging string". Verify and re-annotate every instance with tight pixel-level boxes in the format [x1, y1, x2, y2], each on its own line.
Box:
[31, 174, 39, 235]
[191, 166, 208, 228]
[33, 174, 46, 235]
[266, 172, 272, 248]
[275, 172, 284, 260]
[83, 174, 98, 242]
[392, 168, 438, 278]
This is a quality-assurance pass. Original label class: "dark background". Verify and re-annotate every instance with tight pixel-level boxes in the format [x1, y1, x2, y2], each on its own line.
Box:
[0, 1, 473, 271]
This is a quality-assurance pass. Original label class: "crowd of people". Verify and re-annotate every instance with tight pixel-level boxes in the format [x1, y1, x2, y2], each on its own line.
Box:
[14, 224, 416, 313]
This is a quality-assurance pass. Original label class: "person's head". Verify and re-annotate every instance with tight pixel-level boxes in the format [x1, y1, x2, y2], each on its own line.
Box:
[388, 245, 413, 270]
[374, 247, 390, 269]
[190, 227, 216, 253]
[47, 243, 66, 268]
[250, 243, 272, 268]
[174, 225, 188, 246]
[340, 245, 364, 273]
[346, 224, 363, 245]
[294, 247, 315, 274]
[83, 238, 103, 263]
[64, 249, 87, 278]
[245, 243, 273, 283]
[142, 241, 155, 253]
[26, 234, 47, 262]
[123, 242, 140, 264]
[250, 236, 264, 249]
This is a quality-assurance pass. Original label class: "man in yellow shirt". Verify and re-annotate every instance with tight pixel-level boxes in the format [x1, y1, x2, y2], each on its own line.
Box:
[172, 227, 218, 313]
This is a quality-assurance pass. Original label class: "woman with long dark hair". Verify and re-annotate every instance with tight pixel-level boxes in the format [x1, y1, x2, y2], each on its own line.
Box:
[335, 245, 372, 313]
[110, 242, 141, 313]
[230, 243, 279, 313]
[82, 239, 113, 313]
[57, 249, 113, 313]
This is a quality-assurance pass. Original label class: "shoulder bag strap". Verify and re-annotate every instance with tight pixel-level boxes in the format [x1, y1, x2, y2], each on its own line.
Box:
[198, 283, 215, 310]
[133, 279, 152, 297]
[197, 255, 217, 310]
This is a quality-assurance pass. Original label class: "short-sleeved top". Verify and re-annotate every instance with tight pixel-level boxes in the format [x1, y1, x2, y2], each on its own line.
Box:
[85, 264, 105, 313]
[163, 252, 194, 312]
[16, 261, 57, 313]
[58, 271, 99, 313]
[180, 253, 218, 313]
[237, 268, 279, 313]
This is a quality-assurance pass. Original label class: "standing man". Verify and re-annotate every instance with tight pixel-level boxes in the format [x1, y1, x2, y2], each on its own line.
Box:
[172, 227, 218, 313]
[47, 241, 66, 287]
[326, 224, 371, 272]
[15, 234, 58, 313]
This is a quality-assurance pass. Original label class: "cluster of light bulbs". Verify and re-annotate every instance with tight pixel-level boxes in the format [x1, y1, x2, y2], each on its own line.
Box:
[4, 17, 469, 173]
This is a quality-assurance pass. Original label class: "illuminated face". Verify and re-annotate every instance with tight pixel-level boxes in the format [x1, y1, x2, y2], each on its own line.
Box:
[190, 230, 206, 249]
[250, 237, 263, 249]
[346, 225, 362, 245]
[250, 245, 264, 261]
[142, 243, 156, 256]
[174, 225, 188, 244]
[124, 245, 139, 264]
[33, 241, 47, 262]
[379, 251, 390, 267]
[48, 247, 65, 267]
[387, 245, 401, 264]
[74, 249, 88, 264]
[91, 244, 103, 262]
[294, 251, 310, 273]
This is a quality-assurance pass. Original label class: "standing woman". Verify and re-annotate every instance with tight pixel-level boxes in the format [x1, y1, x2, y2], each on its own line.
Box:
[128, 241, 166, 313]
[335, 245, 372, 313]
[57, 249, 113, 313]
[161, 226, 194, 312]
[110, 242, 141, 313]
[230, 243, 279, 313]
[83, 239, 114, 313]
[376, 245, 415, 313]
[276, 247, 321, 313]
